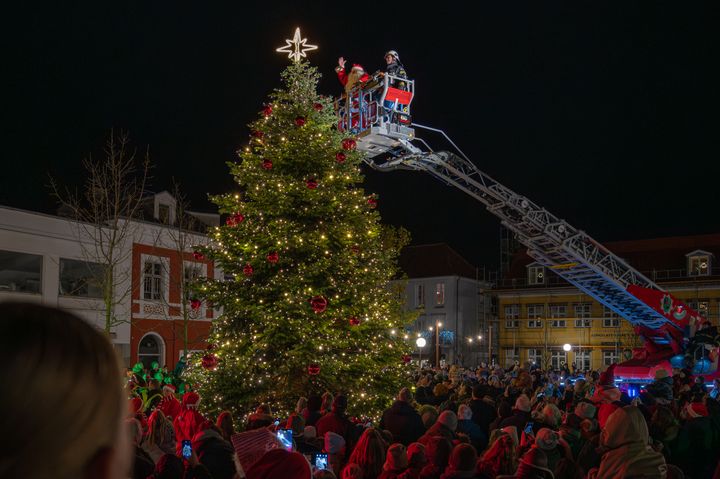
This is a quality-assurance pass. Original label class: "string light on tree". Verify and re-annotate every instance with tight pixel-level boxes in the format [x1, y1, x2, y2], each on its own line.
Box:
[275, 27, 318, 63]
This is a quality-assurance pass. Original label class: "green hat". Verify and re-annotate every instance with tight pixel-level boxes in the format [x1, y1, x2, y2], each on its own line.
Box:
[132, 362, 144, 374]
[151, 361, 160, 370]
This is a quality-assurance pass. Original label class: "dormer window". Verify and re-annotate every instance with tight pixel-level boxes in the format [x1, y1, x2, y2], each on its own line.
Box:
[527, 263, 546, 285]
[158, 204, 171, 224]
[686, 250, 713, 277]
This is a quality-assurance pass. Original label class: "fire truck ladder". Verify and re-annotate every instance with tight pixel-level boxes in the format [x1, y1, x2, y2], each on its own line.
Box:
[364, 124, 679, 336]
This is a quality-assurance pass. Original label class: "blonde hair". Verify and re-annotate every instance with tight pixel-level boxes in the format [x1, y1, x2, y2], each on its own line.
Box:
[146, 409, 170, 447]
[0, 302, 124, 478]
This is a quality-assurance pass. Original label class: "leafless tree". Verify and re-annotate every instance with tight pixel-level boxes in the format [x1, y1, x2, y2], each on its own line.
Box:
[152, 180, 211, 358]
[50, 130, 151, 334]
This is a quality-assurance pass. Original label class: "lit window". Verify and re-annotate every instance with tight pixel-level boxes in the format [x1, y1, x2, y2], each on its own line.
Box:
[504, 304, 519, 328]
[550, 351, 567, 370]
[688, 253, 711, 277]
[435, 282, 445, 306]
[528, 348, 542, 365]
[528, 265, 545, 285]
[504, 348, 519, 367]
[527, 303, 543, 328]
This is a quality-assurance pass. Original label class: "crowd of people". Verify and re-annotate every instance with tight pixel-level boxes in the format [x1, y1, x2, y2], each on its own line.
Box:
[5, 301, 720, 479]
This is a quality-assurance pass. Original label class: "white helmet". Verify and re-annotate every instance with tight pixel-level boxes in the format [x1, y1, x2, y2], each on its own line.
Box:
[384, 50, 400, 61]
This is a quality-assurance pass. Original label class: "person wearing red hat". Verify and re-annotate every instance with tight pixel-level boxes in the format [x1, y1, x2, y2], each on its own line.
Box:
[246, 448, 312, 479]
[335, 58, 370, 96]
[158, 383, 181, 420]
[173, 391, 207, 455]
[590, 364, 623, 428]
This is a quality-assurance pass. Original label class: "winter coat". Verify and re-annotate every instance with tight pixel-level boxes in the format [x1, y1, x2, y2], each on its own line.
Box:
[419, 422, 456, 446]
[468, 398, 497, 436]
[385, 62, 408, 90]
[316, 411, 358, 451]
[498, 410, 531, 437]
[132, 445, 154, 479]
[192, 428, 237, 479]
[173, 408, 206, 454]
[675, 416, 717, 478]
[457, 419, 487, 452]
[417, 386, 434, 405]
[158, 394, 182, 420]
[588, 406, 667, 479]
[380, 400, 426, 446]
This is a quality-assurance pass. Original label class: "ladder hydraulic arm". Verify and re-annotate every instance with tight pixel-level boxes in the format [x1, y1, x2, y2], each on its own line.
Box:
[364, 127, 689, 338]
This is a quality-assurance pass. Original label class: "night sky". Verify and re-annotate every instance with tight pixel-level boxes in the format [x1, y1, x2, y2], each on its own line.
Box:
[4, 2, 719, 268]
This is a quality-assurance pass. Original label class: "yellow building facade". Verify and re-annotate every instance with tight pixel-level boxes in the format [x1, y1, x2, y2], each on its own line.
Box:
[495, 234, 720, 371]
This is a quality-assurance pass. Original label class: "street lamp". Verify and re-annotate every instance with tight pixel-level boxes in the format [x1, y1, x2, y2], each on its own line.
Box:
[435, 321, 443, 368]
[416, 337, 426, 369]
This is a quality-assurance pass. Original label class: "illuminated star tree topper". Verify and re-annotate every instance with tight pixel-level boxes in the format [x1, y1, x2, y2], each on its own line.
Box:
[276, 27, 318, 63]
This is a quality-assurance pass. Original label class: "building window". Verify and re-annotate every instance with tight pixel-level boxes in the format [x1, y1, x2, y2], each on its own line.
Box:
[59, 258, 104, 298]
[504, 348, 519, 368]
[528, 348, 542, 365]
[603, 350, 620, 366]
[550, 351, 567, 370]
[0, 249, 42, 294]
[688, 254, 711, 277]
[505, 304, 520, 319]
[435, 282, 445, 306]
[505, 319, 520, 329]
[603, 306, 620, 327]
[574, 303, 592, 327]
[550, 304, 567, 317]
[138, 333, 164, 368]
[528, 319, 543, 328]
[143, 260, 163, 301]
[687, 299, 710, 319]
[575, 350, 592, 370]
[551, 319, 566, 328]
[528, 265, 545, 285]
[158, 204, 171, 224]
[527, 303, 543, 328]
[414, 284, 424, 308]
[527, 303, 544, 319]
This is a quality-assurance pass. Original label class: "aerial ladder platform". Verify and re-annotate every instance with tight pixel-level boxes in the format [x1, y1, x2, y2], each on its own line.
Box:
[338, 73, 717, 381]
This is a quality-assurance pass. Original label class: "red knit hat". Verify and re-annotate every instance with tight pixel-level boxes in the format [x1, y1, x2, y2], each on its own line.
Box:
[351, 63, 365, 72]
[182, 391, 200, 409]
[246, 449, 311, 479]
[163, 384, 176, 393]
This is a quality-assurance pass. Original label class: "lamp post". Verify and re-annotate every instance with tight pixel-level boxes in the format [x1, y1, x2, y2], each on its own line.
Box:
[416, 337, 426, 370]
[435, 321, 443, 368]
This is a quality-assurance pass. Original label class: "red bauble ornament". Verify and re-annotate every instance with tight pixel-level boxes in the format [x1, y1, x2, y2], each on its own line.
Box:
[402, 354, 412, 364]
[202, 354, 218, 370]
[295, 116, 306, 127]
[262, 105, 273, 117]
[251, 130, 264, 139]
[310, 295, 328, 314]
[307, 363, 321, 375]
[367, 198, 378, 209]
[192, 251, 205, 261]
[313, 103, 324, 112]
[261, 159, 273, 170]
[190, 299, 202, 310]
[243, 264, 254, 277]
[342, 138, 357, 151]
[306, 178, 318, 190]
[335, 152, 347, 163]
[267, 251, 279, 264]
[349, 316, 360, 326]
[226, 213, 245, 226]
[350, 245, 361, 255]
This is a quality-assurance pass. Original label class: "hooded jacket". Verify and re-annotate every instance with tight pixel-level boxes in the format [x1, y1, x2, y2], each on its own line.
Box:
[193, 428, 237, 479]
[380, 400, 426, 446]
[589, 406, 667, 479]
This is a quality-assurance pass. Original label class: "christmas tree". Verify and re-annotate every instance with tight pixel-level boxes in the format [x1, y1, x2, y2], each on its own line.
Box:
[188, 61, 416, 420]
